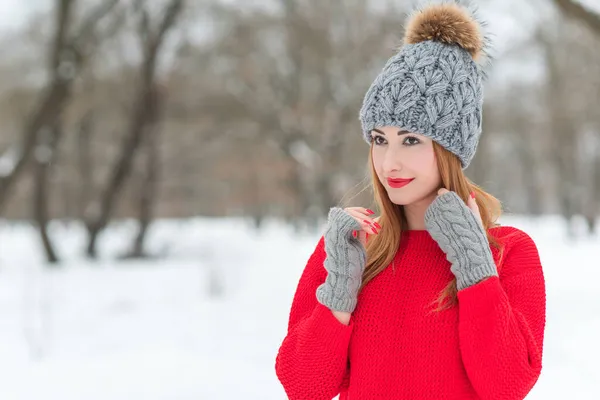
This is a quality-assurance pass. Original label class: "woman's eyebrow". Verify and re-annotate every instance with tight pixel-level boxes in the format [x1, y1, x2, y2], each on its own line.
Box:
[372, 128, 410, 135]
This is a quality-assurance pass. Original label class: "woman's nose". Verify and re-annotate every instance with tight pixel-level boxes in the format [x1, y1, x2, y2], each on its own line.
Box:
[382, 147, 403, 174]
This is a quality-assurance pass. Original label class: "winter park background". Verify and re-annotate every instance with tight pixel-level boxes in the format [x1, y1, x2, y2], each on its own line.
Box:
[1, 0, 600, 399]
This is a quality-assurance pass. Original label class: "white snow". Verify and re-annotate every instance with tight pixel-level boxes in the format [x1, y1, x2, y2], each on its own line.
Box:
[0, 215, 599, 399]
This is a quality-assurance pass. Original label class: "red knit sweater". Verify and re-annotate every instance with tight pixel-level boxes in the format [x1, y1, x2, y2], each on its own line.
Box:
[275, 226, 546, 400]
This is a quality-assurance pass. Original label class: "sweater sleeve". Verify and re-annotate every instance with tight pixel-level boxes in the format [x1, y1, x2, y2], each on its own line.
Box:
[275, 236, 353, 400]
[457, 229, 546, 400]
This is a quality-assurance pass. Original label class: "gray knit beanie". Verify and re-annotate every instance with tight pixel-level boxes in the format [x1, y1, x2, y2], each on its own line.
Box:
[359, 1, 492, 169]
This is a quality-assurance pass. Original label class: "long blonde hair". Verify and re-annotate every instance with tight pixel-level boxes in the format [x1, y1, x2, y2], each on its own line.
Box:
[360, 141, 504, 312]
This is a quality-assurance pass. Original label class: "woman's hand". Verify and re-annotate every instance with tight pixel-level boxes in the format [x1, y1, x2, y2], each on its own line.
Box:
[436, 188, 482, 226]
[343, 207, 380, 247]
[424, 189, 498, 291]
[315, 207, 374, 315]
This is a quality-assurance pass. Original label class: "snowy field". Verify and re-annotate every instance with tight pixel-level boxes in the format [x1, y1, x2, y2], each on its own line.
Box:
[0, 215, 599, 400]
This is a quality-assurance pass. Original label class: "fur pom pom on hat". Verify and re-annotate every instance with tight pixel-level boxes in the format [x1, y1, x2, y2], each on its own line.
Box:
[358, 1, 493, 169]
[404, 2, 485, 61]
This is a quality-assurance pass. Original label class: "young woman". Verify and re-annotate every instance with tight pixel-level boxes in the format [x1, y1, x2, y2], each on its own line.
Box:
[275, 3, 546, 400]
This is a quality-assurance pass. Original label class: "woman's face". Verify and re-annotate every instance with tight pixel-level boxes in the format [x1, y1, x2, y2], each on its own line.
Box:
[370, 126, 442, 206]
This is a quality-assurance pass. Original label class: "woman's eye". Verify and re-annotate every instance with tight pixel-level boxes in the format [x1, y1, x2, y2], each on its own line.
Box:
[373, 135, 386, 145]
[403, 136, 420, 146]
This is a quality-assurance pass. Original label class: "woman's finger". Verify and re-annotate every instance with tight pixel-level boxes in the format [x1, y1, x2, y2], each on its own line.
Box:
[345, 208, 379, 234]
[348, 215, 379, 235]
[344, 206, 376, 219]
[467, 192, 483, 225]
[344, 208, 378, 225]
[357, 229, 368, 247]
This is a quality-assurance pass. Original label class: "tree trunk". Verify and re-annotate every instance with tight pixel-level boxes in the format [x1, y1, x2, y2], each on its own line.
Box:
[125, 86, 162, 259]
[33, 122, 61, 264]
[583, 148, 600, 235]
[540, 26, 580, 238]
[85, 93, 150, 257]
[0, 0, 117, 215]
[0, 81, 71, 215]
[86, 0, 184, 258]
[552, 0, 600, 36]
[77, 111, 94, 220]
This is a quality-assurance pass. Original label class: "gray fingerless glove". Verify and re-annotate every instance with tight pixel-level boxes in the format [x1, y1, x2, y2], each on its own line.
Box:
[316, 207, 367, 313]
[424, 191, 498, 291]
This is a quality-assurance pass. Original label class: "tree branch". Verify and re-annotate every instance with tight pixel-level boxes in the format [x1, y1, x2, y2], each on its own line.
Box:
[133, 0, 151, 45]
[73, 0, 119, 44]
[50, 0, 75, 71]
[138, 0, 184, 82]
[553, 0, 600, 35]
[156, 0, 184, 41]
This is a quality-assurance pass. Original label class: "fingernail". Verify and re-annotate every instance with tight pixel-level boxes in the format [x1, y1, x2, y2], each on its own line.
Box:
[470, 191, 475, 199]
[366, 209, 374, 215]
[373, 222, 382, 230]
[363, 219, 371, 225]
[352, 230, 357, 238]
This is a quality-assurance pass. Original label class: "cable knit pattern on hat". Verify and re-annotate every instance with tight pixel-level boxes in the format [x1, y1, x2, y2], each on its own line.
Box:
[358, 2, 492, 168]
[275, 226, 546, 400]
[359, 41, 483, 168]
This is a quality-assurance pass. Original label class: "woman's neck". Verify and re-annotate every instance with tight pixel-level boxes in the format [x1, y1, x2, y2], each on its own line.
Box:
[402, 192, 438, 230]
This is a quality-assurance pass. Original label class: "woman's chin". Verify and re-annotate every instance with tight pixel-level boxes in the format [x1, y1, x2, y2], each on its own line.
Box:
[387, 188, 436, 206]
[387, 191, 415, 206]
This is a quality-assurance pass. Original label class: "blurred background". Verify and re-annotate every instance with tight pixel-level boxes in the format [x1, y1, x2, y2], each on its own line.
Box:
[0, 0, 599, 399]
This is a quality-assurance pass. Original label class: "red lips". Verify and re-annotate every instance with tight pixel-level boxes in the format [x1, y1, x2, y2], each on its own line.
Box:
[386, 178, 414, 188]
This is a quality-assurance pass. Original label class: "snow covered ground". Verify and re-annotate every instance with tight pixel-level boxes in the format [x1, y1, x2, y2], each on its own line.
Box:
[0, 215, 599, 400]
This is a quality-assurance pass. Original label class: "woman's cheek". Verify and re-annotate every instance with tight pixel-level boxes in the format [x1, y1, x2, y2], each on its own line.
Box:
[409, 146, 434, 169]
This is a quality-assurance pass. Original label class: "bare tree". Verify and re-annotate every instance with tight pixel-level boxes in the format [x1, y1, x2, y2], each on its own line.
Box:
[33, 122, 61, 264]
[542, 29, 578, 235]
[85, 0, 184, 258]
[76, 110, 95, 220]
[1, 0, 598, 237]
[534, 15, 600, 236]
[123, 84, 164, 259]
[7, 0, 120, 264]
[552, 0, 600, 35]
[0, 0, 118, 215]
[198, 0, 403, 227]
